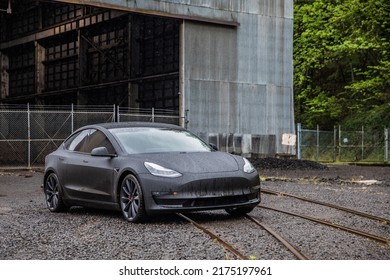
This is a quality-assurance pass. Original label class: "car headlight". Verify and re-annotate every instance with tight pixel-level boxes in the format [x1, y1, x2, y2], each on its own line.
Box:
[243, 158, 255, 173]
[144, 162, 182, 178]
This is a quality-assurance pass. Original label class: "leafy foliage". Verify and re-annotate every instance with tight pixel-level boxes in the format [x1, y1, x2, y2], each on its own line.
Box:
[294, 0, 390, 129]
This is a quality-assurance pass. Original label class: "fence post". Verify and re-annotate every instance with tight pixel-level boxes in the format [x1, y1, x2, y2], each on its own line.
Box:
[71, 103, 74, 133]
[361, 126, 364, 161]
[152, 107, 155, 123]
[338, 125, 341, 162]
[113, 104, 116, 122]
[333, 126, 337, 162]
[385, 127, 388, 163]
[27, 103, 31, 169]
[316, 124, 319, 161]
[297, 123, 301, 160]
[117, 105, 120, 122]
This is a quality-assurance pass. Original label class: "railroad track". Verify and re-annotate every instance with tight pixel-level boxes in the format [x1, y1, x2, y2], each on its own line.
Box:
[260, 189, 390, 246]
[262, 188, 390, 225]
[177, 188, 389, 260]
[177, 212, 309, 260]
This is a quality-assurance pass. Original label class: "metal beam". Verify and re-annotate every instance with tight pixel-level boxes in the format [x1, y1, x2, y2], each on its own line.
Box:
[0, 0, 11, 14]
[52, 0, 240, 27]
[0, 10, 127, 49]
[80, 34, 127, 75]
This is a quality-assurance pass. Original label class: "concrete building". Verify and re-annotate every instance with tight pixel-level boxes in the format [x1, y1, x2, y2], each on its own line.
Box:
[0, 0, 295, 156]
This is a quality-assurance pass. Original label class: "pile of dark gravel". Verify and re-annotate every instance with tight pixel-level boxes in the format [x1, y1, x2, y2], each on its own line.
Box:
[250, 157, 327, 170]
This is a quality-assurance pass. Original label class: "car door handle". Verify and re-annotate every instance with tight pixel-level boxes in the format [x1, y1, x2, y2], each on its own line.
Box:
[83, 160, 89, 163]
[59, 157, 64, 161]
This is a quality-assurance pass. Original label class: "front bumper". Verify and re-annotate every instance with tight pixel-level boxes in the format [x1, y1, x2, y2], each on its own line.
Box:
[138, 171, 261, 215]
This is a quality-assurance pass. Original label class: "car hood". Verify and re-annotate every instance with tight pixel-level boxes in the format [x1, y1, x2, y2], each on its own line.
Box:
[136, 151, 241, 174]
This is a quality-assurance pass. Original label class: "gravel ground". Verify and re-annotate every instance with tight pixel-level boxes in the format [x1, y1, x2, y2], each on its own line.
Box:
[0, 161, 389, 260]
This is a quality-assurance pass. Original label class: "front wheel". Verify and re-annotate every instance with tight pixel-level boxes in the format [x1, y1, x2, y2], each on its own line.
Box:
[119, 174, 147, 223]
[44, 173, 67, 212]
[225, 206, 255, 216]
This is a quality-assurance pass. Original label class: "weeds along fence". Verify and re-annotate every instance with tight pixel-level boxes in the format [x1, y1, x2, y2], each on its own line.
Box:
[0, 104, 182, 168]
[297, 124, 389, 163]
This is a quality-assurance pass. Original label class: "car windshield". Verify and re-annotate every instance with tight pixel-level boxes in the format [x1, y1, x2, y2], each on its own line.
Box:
[109, 127, 212, 154]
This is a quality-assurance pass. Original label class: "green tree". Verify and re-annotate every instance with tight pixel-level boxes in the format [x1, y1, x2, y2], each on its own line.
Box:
[294, 0, 390, 129]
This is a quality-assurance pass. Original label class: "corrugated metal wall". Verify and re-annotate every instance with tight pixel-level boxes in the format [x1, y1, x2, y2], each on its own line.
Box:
[181, 1, 294, 155]
[57, 0, 295, 156]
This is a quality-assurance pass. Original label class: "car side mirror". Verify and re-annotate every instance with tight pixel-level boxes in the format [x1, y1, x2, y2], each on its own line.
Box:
[91, 147, 116, 157]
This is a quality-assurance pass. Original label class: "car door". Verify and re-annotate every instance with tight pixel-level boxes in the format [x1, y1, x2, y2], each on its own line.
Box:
[62, 128, 116, 203]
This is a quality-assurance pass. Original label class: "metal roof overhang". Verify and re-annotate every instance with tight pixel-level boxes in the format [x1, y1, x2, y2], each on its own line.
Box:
[52, 0, 240, 27]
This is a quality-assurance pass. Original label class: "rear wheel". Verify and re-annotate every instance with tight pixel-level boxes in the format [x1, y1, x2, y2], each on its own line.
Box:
[44, 173, 67, 212]
[225, 206, 255, 216]
[119, 174, 146, 223]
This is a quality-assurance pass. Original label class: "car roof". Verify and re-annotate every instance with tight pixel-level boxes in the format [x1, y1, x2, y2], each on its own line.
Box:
[85, 122, 184, 130]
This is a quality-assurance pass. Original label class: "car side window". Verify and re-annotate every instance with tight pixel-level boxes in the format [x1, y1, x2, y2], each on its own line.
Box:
[65, 129, 115, 154]
[65, 129, 90, 152]
[83, 130, 116, 154]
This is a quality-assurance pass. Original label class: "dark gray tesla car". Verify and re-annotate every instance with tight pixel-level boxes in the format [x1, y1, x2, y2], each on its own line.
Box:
[43, 122, 261, 222]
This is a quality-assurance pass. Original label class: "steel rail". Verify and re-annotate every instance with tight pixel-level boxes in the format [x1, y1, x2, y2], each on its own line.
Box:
[245, 215, 309, 260]
[178, 212, 310, 260]
[176, 213, 248, 260]
[258, 205, 390, 246]
[261, 188, 390, 225]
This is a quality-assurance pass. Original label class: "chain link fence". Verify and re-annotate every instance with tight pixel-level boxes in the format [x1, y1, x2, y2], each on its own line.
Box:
[3, 106, 388, 168]
[297, 124, 389, 163]
[117, 107, 184, 125]
[0, 104, 182, 168]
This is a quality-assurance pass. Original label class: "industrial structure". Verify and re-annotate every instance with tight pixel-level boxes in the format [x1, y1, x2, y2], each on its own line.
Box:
[0, 0, 295, 156]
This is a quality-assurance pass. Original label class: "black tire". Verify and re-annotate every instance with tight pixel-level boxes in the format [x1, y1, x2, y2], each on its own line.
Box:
[225, 206, 255, 216]
[44, 173, 67, 212]
[119, 174, 146, 223]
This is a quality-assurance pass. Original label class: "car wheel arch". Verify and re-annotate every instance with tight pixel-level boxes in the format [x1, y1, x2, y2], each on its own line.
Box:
[43, 169, 57, 185]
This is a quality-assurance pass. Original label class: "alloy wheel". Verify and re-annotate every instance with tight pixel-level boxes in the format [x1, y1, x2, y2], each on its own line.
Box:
[120, 174, 146, 222]
[44, 173, 67, 212]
